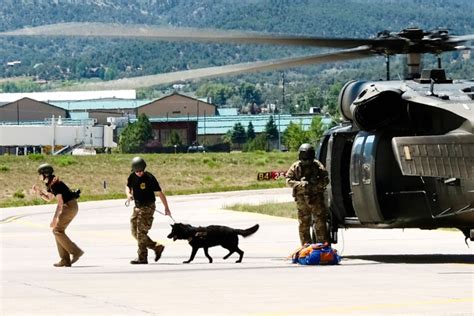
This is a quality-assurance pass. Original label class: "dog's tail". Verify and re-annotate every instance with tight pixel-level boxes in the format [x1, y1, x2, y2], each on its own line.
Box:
[236, 224, 259, 237]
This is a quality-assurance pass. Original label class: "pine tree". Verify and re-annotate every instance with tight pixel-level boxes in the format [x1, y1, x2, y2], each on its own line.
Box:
[265, 115, 279, 140]
[247, 121, 256, 140]
[231, 122, 247, 148]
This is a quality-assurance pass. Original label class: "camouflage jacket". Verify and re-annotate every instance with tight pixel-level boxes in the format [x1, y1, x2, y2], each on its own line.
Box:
[285, 159, 329, 196]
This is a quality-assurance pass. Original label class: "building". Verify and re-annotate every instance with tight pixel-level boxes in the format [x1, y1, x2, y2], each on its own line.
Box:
[145, 113, 319, 147]
[50, 99, 150, 124]
[0, 97, 66, 122]
[138, 92, 217, 118]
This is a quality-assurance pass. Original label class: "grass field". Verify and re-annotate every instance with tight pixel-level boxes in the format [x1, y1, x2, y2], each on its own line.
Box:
[0, 151, 295, 208]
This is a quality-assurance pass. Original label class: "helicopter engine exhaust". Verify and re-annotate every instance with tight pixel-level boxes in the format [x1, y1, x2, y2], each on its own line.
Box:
[351, 87, 404, 130]
[338, 80, 405, 130]
[338, 80, 368, 122]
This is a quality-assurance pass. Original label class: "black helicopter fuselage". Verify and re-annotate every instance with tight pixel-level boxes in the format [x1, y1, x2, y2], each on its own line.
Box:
[318, 70, 474, 241]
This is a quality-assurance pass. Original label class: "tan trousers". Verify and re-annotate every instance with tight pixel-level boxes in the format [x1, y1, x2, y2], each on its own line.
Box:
[52, 199, 82, 263]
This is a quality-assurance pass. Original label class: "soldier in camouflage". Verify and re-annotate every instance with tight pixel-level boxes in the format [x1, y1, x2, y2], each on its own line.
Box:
[126, 157, 171, 264]
[286, 143, 330, 245]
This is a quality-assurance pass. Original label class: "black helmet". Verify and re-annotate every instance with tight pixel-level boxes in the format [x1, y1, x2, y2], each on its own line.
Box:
[131, 156, 146, 172]
[298, 143, 315, 161]
[37, 163, 54, 176]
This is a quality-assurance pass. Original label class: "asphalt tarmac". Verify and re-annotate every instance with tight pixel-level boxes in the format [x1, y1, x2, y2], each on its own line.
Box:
[1, 188, 473, 315]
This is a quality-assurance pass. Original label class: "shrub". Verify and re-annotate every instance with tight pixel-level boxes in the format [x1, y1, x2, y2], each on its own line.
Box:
[0, 165, 9, 172]
[27, 153, 44, 161]
[54, 155, 78, 167]
[13, 190, 25, 199]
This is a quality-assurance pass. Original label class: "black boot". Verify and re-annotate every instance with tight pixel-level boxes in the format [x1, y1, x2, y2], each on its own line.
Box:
[130, 258, 148, 264]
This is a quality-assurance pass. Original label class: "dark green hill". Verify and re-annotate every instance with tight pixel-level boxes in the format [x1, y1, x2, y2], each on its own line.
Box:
[0, 0, 472, 100]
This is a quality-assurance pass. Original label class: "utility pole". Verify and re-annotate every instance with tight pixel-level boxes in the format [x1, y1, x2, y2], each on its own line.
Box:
[278, 72, 285, 150]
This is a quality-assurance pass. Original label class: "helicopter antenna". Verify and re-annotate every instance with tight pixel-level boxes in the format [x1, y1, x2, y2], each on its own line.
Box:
[385, 55, 390, 80]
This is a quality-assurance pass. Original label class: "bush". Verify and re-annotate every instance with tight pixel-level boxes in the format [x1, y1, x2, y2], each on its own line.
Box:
[54, 156, 78, 167]
[0, 165, 9, 172]
[27, 153, 44, 161]
[13, 190, 25, 199]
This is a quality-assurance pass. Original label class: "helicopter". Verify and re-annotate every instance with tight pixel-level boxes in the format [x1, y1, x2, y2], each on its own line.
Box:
[1, 23, 473, 242]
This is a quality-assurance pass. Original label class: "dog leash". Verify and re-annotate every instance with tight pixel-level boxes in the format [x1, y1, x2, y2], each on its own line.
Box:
[155, 209, 176, 223]
[125, 199, 176, 222]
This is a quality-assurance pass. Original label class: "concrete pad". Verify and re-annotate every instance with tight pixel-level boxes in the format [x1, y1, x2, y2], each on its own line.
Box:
[1, 188, 473, 315]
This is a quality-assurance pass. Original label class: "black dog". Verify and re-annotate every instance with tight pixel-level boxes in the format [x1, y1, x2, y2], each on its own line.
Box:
[167, 223, 259, 263]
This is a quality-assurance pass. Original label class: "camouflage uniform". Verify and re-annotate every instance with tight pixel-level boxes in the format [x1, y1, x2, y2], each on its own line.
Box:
[130, 203, 160, 262]
[286, 159, 330, 245]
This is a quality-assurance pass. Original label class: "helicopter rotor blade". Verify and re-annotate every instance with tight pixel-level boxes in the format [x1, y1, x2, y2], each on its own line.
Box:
[60, 46, 373, 90]
[446, 34, 474, 44]
[0, 22, 377, 49]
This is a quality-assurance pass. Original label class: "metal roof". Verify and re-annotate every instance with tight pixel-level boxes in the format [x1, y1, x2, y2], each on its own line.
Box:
[0, 90, 136, 103]
[147, 114, 324, 135]
[217, 108, 239, 116]
[50, 99, 152, 110]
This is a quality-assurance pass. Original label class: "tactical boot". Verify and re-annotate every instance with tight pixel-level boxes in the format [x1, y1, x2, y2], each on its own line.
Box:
[71, 250, 84, 265]
[53, 260, 71, 267]
[130, 258, 148, 264]
[154, 245, 165, 262]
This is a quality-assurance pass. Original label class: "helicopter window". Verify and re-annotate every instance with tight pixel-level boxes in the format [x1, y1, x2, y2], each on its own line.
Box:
[351, 136, 365, 186]
[362, 135, 375, 185]
[358, 89, 368, 99]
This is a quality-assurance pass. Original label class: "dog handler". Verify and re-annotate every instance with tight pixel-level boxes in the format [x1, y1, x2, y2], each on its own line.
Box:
[125, 156, 171, 264]
[32, 163, 84, 267]
[286, 144, 330, 245]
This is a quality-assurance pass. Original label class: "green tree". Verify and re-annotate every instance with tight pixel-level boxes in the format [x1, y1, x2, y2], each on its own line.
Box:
[282, 121, 310, 151]
[104, 66, 118, 81]
[325, 82, 343, 116]
[308, 116, 324, 144]
[196, 83, 235, 106]
[304, 87, 325, 112]
[247, 121, 256, 140]
[119, 114, 153, 153]
[238, 82, 263, 105]
[221, 130, 233, 144]
[167, 130, 182, 146]
[243, 134, 268, 152]
[231, 122, 247, 148]
[265, 115, 279, 141]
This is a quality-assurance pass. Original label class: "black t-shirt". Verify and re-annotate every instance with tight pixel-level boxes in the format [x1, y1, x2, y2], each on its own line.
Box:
[48, 179, 74, 203]
[127, 171, 161, 204]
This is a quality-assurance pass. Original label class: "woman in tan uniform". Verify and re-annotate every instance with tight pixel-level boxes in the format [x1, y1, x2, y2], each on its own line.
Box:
[32, 163, 84, 267]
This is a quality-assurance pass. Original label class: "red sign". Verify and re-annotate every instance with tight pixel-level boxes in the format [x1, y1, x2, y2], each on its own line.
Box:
[257, 171, 287, 181]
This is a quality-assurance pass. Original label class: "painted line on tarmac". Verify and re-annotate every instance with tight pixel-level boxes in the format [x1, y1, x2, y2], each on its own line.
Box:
[0, 215, 28, 224]
[1, 211, 52, 224]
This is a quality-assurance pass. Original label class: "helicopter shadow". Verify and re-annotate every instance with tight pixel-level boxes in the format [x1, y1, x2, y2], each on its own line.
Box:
[343, 254, 474, 264]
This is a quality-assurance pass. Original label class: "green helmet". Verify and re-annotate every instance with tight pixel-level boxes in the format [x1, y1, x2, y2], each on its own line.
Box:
[37, 163, 54, 176]
[298, 143, 315, 161]
[131, 156, 146, 172]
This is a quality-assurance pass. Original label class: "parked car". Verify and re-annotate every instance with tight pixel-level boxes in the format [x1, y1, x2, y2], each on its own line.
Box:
[187, 145, 206, 153]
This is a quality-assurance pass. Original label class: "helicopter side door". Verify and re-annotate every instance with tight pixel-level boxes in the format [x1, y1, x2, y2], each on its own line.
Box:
[350, 132, 385, 223]
[321, 127, 356, 225]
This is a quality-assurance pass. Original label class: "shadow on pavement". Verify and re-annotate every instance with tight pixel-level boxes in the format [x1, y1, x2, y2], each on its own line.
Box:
[344, 254, 474, 264]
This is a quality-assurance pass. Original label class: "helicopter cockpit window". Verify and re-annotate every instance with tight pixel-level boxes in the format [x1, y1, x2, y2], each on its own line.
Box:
[362, 135, 375, 185]
[351, 136, 365, 186]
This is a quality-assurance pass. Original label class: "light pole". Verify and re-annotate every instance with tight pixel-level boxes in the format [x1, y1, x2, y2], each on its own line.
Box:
[279, 72, 286, 150]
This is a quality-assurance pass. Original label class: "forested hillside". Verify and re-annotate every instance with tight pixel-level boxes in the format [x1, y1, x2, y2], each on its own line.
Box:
[0, 0, 472, 112]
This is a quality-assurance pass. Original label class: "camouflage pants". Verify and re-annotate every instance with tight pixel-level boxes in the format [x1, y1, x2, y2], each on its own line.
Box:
[295, 193, 329, 245]
[130, 204, 160, 261]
